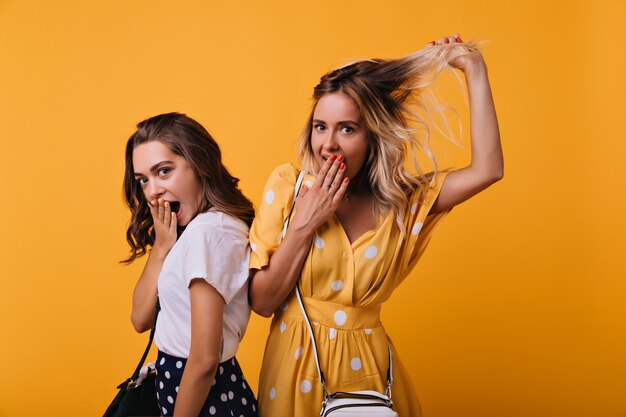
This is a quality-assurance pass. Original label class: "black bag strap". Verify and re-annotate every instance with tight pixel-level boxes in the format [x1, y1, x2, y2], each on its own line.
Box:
[129, 299, 160, 383]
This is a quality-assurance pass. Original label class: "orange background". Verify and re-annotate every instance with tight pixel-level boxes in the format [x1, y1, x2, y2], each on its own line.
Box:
[1, 1, 624, 416]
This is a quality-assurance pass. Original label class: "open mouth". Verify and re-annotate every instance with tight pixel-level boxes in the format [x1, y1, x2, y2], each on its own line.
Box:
[169, 201, 181, 213]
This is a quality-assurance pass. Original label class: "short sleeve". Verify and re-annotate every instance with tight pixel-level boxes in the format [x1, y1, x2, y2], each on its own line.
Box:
[405, 170, 452, 270]
[249, 163, 299, 271]
[181, 224, 250, 304]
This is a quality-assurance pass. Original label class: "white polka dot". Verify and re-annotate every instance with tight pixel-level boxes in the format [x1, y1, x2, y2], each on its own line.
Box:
[167, 395, 174, 404]
[411, 203, 418, 215]
[412, 222, 423, 235]
[305, 179, 314, 188]
[364, 245, 378, 259]
[250, 242, 257, 252]
[334, 310, 347, 326]
[176, 361, 183, 369]
[252, 404, 257, 412]
[159, 381, 164, 390]
[221, 393, 228, 402]
[156, 392, 160, 400]
[209, 406, 216, 415]
[162, 407, 168, 415]
[265, 189, 275, 204]
[242, 397, 248, 405]
[231, 358, 235, 366]
[219, 366, 224, 375]
[242, 381, 247, 389]
[329, 328, 337, 340]
[314, 235, 325, 249]
[175, 386, 179, 393]
[159, 357, 165, 365]
[365, 328, 372, 335]
[228, 391, 234, 400]
[331, 280, 344, 291]
[300, 380, 312, 393]
[164, 371, 170, 379]
[281, 301, 289, 311]
[351, 357, 362, 371]
[269, 387, 276, 400]
[295, 347, 303, 360]
[231, 373, 237, 382]
[280, 320, 287, 333]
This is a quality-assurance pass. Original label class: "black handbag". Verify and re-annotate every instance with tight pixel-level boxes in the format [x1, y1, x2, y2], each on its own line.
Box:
[103, 310, 160, 417]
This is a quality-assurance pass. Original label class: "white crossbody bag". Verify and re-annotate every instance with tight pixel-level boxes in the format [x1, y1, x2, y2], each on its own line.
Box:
[283, 172, 399, 417]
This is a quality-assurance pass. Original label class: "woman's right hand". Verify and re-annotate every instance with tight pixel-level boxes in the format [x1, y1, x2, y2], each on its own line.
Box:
[149, 198, 178, 256]
[289, 155, 349, 234]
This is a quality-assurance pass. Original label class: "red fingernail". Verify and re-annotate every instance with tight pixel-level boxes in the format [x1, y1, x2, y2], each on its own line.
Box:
[443, 38, 449, 44]
[337, 155, 344, 161]
[429, 41, 435, 45]
[340, 162, 345, 170]
[455, 36, 462, 42]
[344, 177, 349, 183]
[329, 154, 336, 161]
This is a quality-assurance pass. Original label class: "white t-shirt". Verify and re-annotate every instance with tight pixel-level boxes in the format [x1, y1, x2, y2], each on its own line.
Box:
[155, 210, 251, 361]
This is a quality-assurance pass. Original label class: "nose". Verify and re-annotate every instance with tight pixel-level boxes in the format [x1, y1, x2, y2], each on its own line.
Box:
[146, 180, 165, 202]
[322, 129, 340, 151]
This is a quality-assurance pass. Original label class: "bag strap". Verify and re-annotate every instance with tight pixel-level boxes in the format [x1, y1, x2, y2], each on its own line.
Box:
[129, 299, 160, 386]
[282, 171, 393, 398]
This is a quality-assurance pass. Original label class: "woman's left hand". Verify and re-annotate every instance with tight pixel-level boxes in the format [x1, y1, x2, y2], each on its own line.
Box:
[428, 34, 486, 75]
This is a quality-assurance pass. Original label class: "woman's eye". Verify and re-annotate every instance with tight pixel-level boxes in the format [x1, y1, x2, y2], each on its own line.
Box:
[313, 124, 326, 131]
[137, 178, 148, 186]
[158, 167, 170, 176]
[341, 126, 354, 134]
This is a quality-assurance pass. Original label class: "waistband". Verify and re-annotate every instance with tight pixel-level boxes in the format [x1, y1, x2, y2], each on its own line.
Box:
[279, 295, 382, 330]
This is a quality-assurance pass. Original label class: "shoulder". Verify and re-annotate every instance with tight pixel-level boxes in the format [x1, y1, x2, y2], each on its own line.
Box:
[185, 211, 249, 241]
[265, 163, 299, 187]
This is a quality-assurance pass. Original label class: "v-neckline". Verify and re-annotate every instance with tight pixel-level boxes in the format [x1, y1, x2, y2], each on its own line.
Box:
[331, 212, 391, 248]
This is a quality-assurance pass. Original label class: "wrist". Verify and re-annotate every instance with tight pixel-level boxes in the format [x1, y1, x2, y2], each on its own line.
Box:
[149, 244, 170, 261]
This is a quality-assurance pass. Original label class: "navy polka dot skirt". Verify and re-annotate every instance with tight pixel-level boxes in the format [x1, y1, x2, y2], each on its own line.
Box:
[155, 351, 259, 417]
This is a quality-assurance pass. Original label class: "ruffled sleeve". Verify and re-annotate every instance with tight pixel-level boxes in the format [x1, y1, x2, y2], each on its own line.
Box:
[405, 170, 452, 271]
[249, 163, 299, 271]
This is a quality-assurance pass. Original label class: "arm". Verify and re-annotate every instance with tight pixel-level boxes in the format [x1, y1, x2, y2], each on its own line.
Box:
[429, 35, 504, 214]
[131, 199, 177, 333]
[173, 279, 224, 417]
[249, 157, 348, 317]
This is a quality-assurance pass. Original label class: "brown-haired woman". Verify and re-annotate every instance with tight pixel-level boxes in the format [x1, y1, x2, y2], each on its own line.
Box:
[124, 112, 259, 417]
[248, 35, 504, 416]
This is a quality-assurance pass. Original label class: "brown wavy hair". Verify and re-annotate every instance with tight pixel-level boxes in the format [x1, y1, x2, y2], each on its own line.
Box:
[298, 42, 479, 231]
[122, 112, 254, 264]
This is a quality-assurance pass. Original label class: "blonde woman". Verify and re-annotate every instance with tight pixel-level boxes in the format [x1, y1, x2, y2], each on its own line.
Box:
[249, 35, 503, 416]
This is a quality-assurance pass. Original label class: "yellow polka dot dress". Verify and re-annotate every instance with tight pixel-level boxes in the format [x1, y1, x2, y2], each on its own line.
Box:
[250, 164, 450, 417]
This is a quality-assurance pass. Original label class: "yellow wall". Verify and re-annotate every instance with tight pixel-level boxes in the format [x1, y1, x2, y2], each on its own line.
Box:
[1, 1, 624, 416]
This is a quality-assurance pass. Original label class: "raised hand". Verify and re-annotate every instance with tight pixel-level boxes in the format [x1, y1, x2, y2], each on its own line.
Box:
[149, 198, 178, 255]
[290, 155, 349, 234]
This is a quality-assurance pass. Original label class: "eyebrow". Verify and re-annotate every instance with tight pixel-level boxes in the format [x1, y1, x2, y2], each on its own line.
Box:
[312, 119, 360, 125]
[133, 160, 174, 177]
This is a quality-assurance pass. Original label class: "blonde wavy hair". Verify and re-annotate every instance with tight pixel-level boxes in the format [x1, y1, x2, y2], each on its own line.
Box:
[298, 42, 479, 231]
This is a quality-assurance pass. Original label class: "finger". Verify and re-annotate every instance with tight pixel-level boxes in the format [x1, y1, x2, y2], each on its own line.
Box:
[298, 184, 309, 199]
[323, 156, 343, 189]
[314, 155, 337, 188]
[426, 40, 436, 47]
[332, 177, 350, 205]
[169, 212, 177, 234]
[454, 33, 463, 43]
[163, 200, 172, 227]
[156, 198, 164, 222]
[329, 162, 346, 191]
[148, 199, 158, 220]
